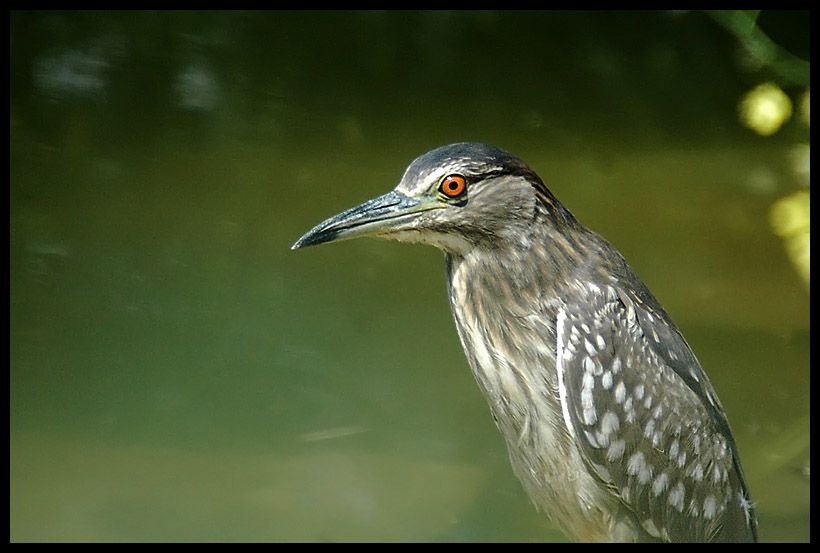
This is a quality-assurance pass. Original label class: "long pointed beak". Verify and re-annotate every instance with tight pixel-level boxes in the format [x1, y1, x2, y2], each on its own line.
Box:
[291, 190, 440, 250]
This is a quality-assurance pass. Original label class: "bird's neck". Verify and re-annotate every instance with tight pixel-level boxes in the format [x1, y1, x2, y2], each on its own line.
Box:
[443, 219, 603, 413]
[443, 233, 581, 485]
[448, 221, 596, 298]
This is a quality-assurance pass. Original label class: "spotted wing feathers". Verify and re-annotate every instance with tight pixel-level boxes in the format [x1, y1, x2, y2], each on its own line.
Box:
[556, 284, 756, 542]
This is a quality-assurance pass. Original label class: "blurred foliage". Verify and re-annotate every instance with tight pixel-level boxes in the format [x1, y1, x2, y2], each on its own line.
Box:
[707, 11, 809, 86]
[739, 82, 793, 136]
[770, 190, 810, 287]
[710, 10, 809, 289]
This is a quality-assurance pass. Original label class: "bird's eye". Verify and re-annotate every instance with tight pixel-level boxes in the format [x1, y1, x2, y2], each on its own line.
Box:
[439, 174, 467, 199]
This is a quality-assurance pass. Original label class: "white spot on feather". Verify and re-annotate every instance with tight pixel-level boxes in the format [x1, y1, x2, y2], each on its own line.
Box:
[703, 495, 717, 519]
[607, 439, 626, 462]
[652, 472, 669, 496]
[669, 482, 685, 512]
[614, 381, 626, 404]
[555, 308, 576, 440]
[600, 411, 620, 436]
[644, 419, 656, 439]
[627, 451, 646, 477]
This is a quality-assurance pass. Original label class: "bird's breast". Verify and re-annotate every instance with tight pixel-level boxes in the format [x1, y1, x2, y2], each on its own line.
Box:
[444, 252, 596, 497]
[444, 252, 642, 541]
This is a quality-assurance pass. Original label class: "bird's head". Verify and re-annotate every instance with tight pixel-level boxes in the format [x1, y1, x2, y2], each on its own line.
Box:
[291, 142, 573, 255]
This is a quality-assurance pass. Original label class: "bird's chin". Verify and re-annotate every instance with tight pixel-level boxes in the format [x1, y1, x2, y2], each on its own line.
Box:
[387, 229, 473, 256]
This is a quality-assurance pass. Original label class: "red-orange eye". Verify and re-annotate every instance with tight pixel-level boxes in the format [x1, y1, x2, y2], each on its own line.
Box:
[439, 174, 467, 198]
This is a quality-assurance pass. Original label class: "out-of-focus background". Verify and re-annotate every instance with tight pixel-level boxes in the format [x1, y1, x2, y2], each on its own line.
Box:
[10, 10, 809, 542]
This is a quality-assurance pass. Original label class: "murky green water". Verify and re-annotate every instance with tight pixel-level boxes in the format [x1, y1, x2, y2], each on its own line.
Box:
[11, 11, 809, 542]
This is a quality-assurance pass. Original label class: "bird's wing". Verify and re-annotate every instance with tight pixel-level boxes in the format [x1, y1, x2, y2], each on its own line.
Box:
[554, 283, 755, 542]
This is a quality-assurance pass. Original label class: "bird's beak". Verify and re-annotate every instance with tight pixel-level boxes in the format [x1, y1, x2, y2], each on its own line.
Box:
[291, 190, 440, 250]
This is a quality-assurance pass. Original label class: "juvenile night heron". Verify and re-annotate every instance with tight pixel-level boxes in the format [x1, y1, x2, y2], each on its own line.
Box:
[291, 143, 757, 542]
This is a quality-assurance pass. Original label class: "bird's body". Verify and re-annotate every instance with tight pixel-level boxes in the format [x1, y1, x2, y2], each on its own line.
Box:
[293, 143, 757, 542]
[446, 218, 752, 541]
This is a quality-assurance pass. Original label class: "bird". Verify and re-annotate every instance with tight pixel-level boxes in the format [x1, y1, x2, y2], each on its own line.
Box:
[291, 142, 758, 542]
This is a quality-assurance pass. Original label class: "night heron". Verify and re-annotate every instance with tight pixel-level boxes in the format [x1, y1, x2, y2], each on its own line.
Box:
[291, 143, 758, 542]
